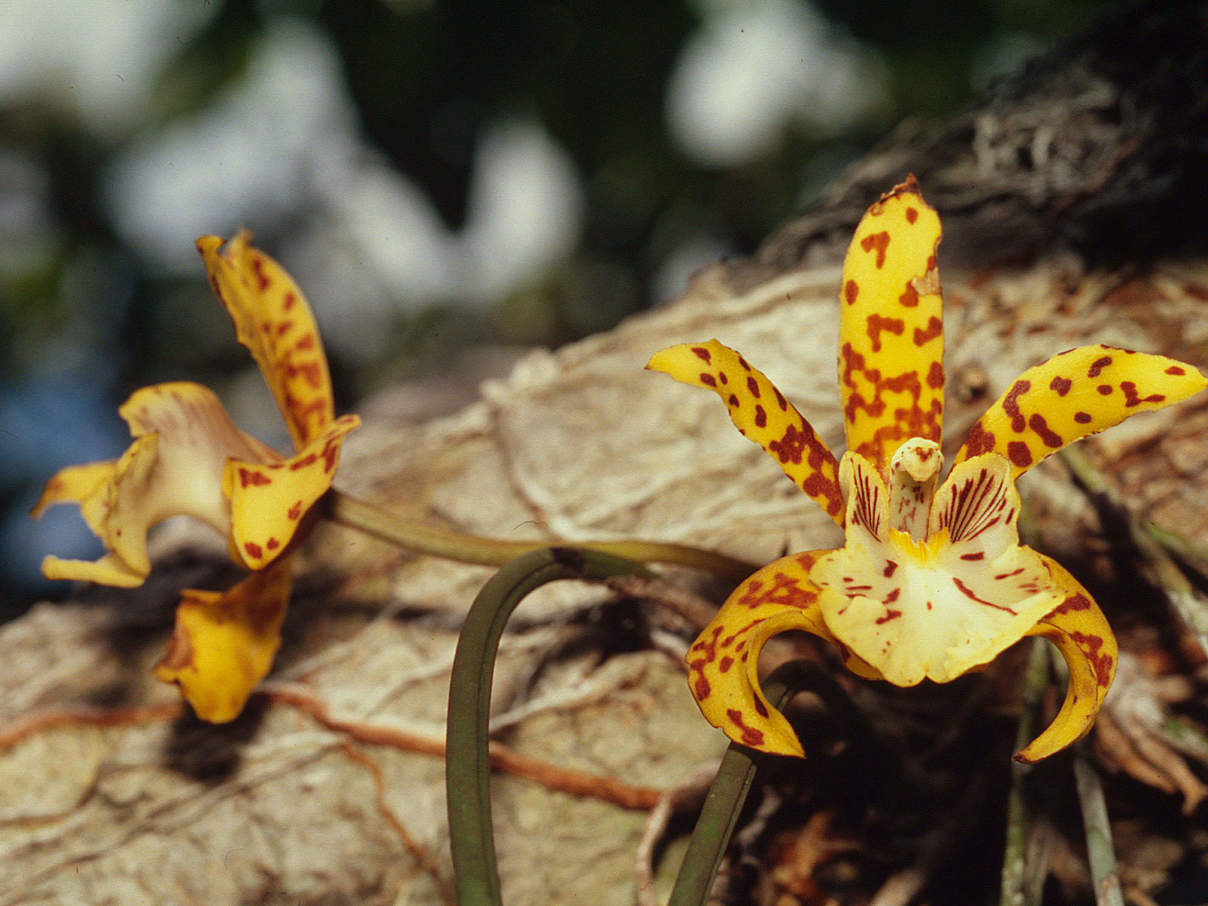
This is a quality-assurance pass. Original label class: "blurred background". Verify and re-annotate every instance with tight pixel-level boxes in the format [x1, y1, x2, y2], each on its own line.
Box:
[2, 0, 1122, 615]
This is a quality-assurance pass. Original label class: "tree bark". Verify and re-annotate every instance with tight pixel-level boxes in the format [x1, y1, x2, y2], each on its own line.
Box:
[4, 3, 1208, 903]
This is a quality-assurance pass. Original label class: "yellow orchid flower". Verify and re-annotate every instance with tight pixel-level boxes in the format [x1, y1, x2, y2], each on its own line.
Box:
[648, 178, 1207, 762]
[32, 231, 359, 722]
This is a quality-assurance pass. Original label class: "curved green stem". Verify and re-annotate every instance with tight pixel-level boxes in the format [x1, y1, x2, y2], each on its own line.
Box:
[668, 661, 852, 906]
[446, 547, 656, 906]
[327, 488, 754, 579]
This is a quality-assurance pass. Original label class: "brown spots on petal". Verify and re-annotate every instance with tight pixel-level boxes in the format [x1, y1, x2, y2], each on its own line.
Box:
[753, 697, 769, 718]
[866, 313, 905, 352]
[295, 333, 316, 352]
[845, 279, 859, 305]
[322, 439, 340, 473]
[1121, 381, 1165, 407]
[1049, 376, 1072, 396]
[1003, 380, 1031, 432]
[1028, 413, 1063, 448]
[290, 453, 318, 471]
[754, 405, 767, 428]
[718, 656, 734, 673]
[963, 420, 996, 457]
[244, 541, 264, 560]
[250, 254, 271, 291]
[238, 467, 273, 488]
[1071, 631, 1113, 687]
[691, 346, 712, 363]
[1165, 365, 1186, 376]
[746, 376, 760, 397]
[275, 319, 295, 338]
[898, 283, 919, 307]
[926, 360, 945, 389]
[912, 316, 942, 347]
[266, 537, 280, 551]
[283, 291, 298, 310]
[860, 231, 891, 269]
[773, 386, 788, 411]
[1087, 356, 1112, 378]
[288, 500, 304, 520]
[1007, 441, 1033, 468]
[882, 560, 898, 577]
[960, 552, 985, 561]
[1051, 593, 1092, 616]
[726, 708, 766, 748]
[718, 371, 728, 385]
[727, 394, 740, 408]
[699, 373, 717, 387]
[905, 207, 918, 224]
[876, 609, 903, 624]
[1074, 411, 1092, 423]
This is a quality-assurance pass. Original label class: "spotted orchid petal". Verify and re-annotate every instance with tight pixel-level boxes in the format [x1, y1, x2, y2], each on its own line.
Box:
[33, 382, 282, 585]
[957, 345, 1208, 478]
[815, 452, 1063, 686]
[225, 413, 360, 570]
[686, 550, 882, 757]
[154, 557, 292, 723]
[646, 339, 845, 524]
[197, 231, 334, 449]
[1018, 556, 1117, 763]
[839, 177, 945, 477]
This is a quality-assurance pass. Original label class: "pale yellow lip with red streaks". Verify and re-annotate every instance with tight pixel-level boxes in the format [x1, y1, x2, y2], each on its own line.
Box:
[33, 230, 359, 723]
[648, 177, 1207, 762]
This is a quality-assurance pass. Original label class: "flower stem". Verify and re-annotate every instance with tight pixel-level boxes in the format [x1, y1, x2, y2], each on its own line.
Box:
[326, 488, 755, 578]
[667, 661, 861, 906]
[445, 547, 656, 906]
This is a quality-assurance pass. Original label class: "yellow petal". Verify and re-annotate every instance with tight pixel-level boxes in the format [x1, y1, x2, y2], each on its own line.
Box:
[224, 413, 360, 570]
[154, 558, 292, 723]
[197, 231, 335, 449]
[816, 452, 1063, 685]
[839, 176, 945, 476]
[687, 551, 881, 758]
[32, 383, 280, 586]
[955, 345, 1208, 479]
[646, 339, 844, 524]
[1017, 556, 1117, 762]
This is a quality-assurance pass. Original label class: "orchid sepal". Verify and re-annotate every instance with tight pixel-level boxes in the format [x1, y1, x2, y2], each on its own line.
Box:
[957, 344, 1208, 478]
[686, 550, 883, 758]
[646, 339, 844, 524]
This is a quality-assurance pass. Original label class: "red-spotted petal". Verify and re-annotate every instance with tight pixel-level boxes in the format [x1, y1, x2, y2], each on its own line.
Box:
[816, 452, 1063, 686]
[197, 231, 335, 449]
[1017, 557, 1117, 762]
[838, 177, 945, 477]
[956, 344, 1208, 478]
[647, 340, 844, 524]
[224, 413, 360, 570]
[686, 550, 881, 758]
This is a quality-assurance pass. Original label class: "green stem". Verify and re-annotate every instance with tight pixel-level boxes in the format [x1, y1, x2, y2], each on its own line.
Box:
[1073, 747, 1125, 906]
[327, 488, 754, 579]
[446, 547, 656, 906]
[1000, 638, 1050, 906]
[667, 661, 857, 906]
